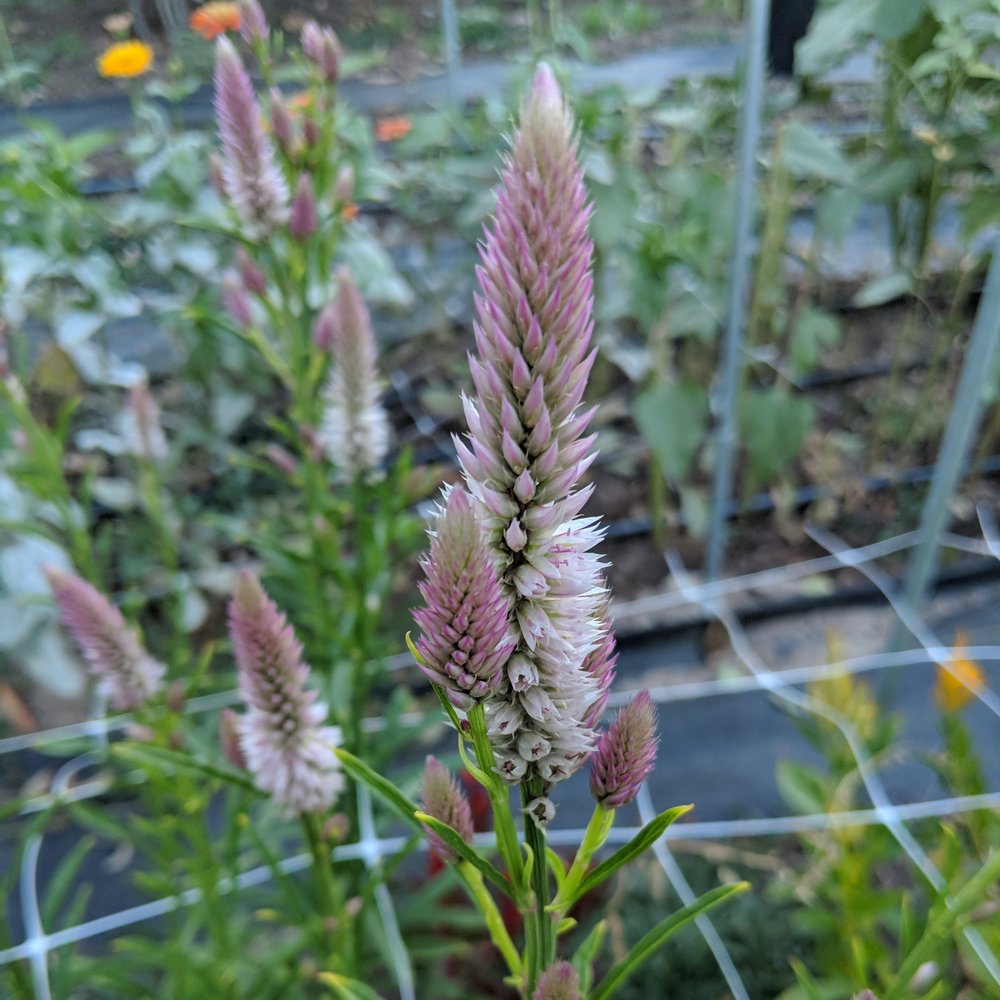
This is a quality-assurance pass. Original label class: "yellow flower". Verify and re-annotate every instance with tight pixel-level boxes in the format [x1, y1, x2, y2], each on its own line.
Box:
[97, 40, 154, 78]
[934, 630, 986, 713]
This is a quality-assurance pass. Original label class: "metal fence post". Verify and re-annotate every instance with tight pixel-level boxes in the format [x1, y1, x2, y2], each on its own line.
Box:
[440, 0, 462, 110]
[903, 245, 1000, 609]
[704, 0, 772, 580]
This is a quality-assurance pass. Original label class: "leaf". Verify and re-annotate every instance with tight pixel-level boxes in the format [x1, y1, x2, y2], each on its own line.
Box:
[571, 919, 607, 994]
[589, 882, 749, 1000]
[42, 834, 96, 930]
[318, 972, 388, 1000]
[852, 271, 913, 308]
[577, 804, 692, 898]
[112, 743, 261, 795]
[796, 0, 879, 75]
[775, 760, 827, 814]
[334, 748, 422, 832]
[417, 813, 513, 897]
[739, 388, 814, 485]
[633, 381, 708, 482]
[780, 122, 853, 184]
[874, 0, 928, 39]
[790, 308, 841, 376]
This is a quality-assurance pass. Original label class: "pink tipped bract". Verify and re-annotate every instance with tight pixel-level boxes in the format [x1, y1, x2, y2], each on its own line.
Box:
[589, 690, 659, 808]
[228, 571, 343, 815]
[46, 568, 164, 712]
[419, 755, 474, 862]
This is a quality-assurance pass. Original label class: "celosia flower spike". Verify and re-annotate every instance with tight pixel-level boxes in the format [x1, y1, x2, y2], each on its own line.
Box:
[589, 691, 658, 809]
[317, 268, 391, 481]
[413, 488, 514, 707]
[228, 571, 343, 815]
[533, 961, 581, 1000]
[213, 36, 289, 236]
[238, 0, 268, 46]
[420, 756, 474, 863]
[457, 64, 612, 784]
[289, 174, 317, 241]
[301, 20, 341, 82]
[46, 568, 164, 711]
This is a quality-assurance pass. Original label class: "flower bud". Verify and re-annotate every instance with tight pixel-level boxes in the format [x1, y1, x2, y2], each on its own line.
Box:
[238, 0, 268, 46]
[221, 270, 253, 328]
[589, 691, 658, 809]
[333, 163, 355, 203]
[269, 89, 295, 155]
[220, 707, 247, 769]
[236, 246, 267, 296]
[420, 756, 473, 864]
[533, 962, 580, 1000]
[289, 174, 317, 242]
[300, 20, 341, 83]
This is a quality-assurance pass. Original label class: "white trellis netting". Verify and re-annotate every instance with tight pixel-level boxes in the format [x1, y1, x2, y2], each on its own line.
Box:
[5, 526, 1000, 997]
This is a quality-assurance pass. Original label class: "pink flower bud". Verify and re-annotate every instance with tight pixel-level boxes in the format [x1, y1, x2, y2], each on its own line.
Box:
[300, 20, 341, 83]
[289, 173, 317, 242]
[238, 0, 268, 47]
[302, 116, 321, 150]
[312, 300, 336, 351]
[236, 246, 267, 296]
[413, 488, 514, 708]
[265, 443, 299, 477]
[533, 962, 580, 1000]
[268, 89, 295, 155]
[590, 691, 658, 809]
[221, 270, 253, 328]
[420, 756, 473, 863]
[46, 568, 165, 712]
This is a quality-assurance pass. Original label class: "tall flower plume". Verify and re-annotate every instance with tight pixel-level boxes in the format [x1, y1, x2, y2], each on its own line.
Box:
[455, 64, 612, 785]
[589, 691, 658, 809]
[413, 488, 514, 707]
[45, 568, 164, 711]
[213, 36, 289, 236]
[317, 267, 391, 481]
[228, 571, 343, 815]
[419, 755, 474, 863]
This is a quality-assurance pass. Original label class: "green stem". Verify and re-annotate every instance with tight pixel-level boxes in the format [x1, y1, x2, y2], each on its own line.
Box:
[457, 862, 524, 986]
[549, 804, 614, 914]
[302, 812, 344, 967]
[523, 781, 553, 988]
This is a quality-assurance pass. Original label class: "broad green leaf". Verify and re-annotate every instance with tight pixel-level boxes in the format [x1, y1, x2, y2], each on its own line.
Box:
[335, 748, 422, 831]
[775, 760, 827, 814]
[590, 881, 749, 1000]
[633, 381, 708, 482]
[796, 0, 879, 75]
[853, 157, 921, 202]
[852, 271, 913, 308]
[874, 0, 928, 39]
[577, 804, 692, 898]
[780, 122, 853, 184]
[790, 308, 841, 375]
[740, 388, 814, 485]
[416, 812, 513, 897]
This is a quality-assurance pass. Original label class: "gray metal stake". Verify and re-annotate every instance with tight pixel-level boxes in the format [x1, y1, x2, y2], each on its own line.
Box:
[705, 0, 772, 579]
[440, 0, 462, 110]
[904, 245, 1000, 609]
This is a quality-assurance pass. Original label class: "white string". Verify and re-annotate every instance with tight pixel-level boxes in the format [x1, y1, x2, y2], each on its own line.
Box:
[666, 542, 1000, 986]
[635, 783, 751, 1000]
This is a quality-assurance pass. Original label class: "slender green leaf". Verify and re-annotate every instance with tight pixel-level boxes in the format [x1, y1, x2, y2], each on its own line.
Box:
[111, 743, 260, 794]
[577, 804, 692, 898]
[591, 882, 748, 999]
[571, 919, 607, 994]
[335, 748, 422, 831]
[416, 812, 513, 897]
[318, 972, 388, 1000]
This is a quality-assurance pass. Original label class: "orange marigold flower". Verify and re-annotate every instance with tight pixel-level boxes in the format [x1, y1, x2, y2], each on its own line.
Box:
[190, 2, 241, 40]
[97, 40, 154, 78]
[375, 116, 412, 142]
[341, 203, 359, 222]
[935, 630, 986, 713]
